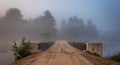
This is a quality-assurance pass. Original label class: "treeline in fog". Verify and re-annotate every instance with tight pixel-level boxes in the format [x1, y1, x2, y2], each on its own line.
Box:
[59, 16, 99, 42]
[0, 8, 99, 51]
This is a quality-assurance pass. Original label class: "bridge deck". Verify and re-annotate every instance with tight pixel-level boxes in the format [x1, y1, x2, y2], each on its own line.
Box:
[29, 41, 93, 65]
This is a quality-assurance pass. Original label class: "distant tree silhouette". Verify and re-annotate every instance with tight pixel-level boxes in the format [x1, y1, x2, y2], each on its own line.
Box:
[0, 8, 27, 36]
[33, 10, 56, 41]
[86, 20, 99, 39]
[59, 16, 99, 42]
[67, 16, 80, 41]
[6, 8, 22, 20]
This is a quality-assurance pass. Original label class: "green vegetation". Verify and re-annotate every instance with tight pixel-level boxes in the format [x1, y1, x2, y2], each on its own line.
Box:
[86, 51, 101, 57]
[107, 52, 120, 62]
[12, 38, 31, 61]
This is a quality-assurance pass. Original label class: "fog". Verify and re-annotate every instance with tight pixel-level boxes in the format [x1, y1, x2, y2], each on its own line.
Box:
[0, 0, 120, 65]
[59, 17, 99, 42]
[0, 8, 57, 65]
[0, 8, 120, 65]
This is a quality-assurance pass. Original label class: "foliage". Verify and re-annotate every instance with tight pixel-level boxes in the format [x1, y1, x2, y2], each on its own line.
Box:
[59, 16, 99, 41]
[33, 10, 56, 41]
[108, 52, 120, 62]
[6, 8, 22, 19]
[12, 38, 31, 61]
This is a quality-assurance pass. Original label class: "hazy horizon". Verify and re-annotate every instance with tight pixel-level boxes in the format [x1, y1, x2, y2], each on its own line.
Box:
[0, 0, 120, 65]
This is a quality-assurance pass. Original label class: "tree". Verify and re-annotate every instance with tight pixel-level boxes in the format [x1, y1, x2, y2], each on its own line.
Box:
[59, 16, 99, 42]
[60, 16, 86, 41]
[33, 10, 57, 41]
[59, 20, 67, 39]
[6, 8, 22, 20]
[0, 8, 28, 54]
[42, 10, 56, 38]
[12, 38, 31, 61]
[86, 20, 99, 40]
[0, 8, 27, 37]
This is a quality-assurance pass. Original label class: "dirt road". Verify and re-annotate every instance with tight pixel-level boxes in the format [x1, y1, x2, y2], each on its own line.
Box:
[29, 41, 93, 65]
[11, 41, 120, 65]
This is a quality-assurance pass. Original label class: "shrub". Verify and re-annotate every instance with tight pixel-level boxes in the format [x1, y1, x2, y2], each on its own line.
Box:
[12, 38, 31, 61]
[108, 52, 120, 62]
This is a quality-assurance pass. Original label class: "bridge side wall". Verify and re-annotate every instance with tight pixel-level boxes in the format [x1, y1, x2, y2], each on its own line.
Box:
[86, 43, 102, 56]
[69, 42, 86, 51]
[30, 42, 55, 53]
[30, 43, 38, 53]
